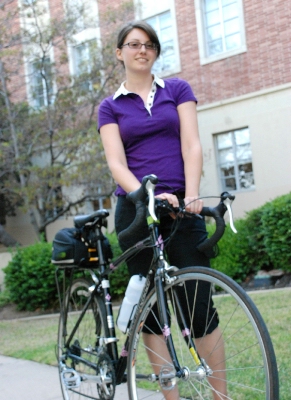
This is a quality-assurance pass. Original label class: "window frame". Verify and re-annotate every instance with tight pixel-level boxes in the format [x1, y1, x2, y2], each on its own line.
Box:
[195, 0, 247, 65]
[73, 40, 96, 91]
[214, 127, 255, 192]
[29, 56, 54, 109]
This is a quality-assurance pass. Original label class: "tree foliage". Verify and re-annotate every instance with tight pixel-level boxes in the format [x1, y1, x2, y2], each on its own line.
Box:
[0, 0, 133, 242]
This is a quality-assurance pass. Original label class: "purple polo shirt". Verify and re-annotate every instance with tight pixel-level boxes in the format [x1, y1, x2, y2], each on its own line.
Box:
[98, 77, 197, 195]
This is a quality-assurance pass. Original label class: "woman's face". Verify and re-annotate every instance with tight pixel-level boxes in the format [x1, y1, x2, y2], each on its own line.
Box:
[116, 28, 158, 74]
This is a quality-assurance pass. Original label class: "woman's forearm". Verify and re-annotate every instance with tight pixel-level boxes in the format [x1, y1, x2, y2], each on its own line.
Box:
[109, 162, 141, 193]
[183, 142, 203, 198]
[100, 123, 141, 193]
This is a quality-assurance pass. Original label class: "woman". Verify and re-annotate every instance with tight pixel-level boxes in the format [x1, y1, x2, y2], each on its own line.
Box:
[98, 20, 226, 400]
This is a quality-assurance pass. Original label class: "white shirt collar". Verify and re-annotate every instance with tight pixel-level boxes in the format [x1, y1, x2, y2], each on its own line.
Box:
[113, 74, 165, 100]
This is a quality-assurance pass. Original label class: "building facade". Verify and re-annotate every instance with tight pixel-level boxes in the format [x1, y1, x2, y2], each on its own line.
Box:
[2, 0, 291, 247]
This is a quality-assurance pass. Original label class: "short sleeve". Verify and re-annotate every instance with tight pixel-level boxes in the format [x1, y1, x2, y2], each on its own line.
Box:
[174, 79, 197, 106]
[97, 97, 117, 131]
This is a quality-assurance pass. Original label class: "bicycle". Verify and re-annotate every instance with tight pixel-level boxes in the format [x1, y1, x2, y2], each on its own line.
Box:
[53, 174, 279, 400]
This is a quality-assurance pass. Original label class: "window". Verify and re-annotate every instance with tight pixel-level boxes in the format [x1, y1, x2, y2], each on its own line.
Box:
[146, 11, 177, 74]
[30, 57, 53, 108]
[215, 128, 255, 191]
[135, 0, 180, 76]
[74, 40, 96, 91]
[195, 0, 246, 64]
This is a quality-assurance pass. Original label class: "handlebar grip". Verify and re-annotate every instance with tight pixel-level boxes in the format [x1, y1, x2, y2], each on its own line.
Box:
[117, 175, 158, 244]
[197, 204, 226, 255]
[126, 174, 158, 204]
[118, 201, 146, 244]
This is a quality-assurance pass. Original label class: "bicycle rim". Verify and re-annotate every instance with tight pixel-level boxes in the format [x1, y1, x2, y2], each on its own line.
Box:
[57, 278, 111, 400]
[127, 266, 279, 400]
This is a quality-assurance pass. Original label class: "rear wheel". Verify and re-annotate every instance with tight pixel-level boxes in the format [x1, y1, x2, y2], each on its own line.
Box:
[127, 266, 279, 400]
[57, 278, 114, 400]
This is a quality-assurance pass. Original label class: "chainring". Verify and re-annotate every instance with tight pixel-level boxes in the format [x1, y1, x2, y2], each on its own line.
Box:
[96, 353, 116, 400]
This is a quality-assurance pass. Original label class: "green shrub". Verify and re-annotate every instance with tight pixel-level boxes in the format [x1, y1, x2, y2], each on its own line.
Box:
[261, 193, 291, 272]
[208, 218, 258, 282]
[208, 191, 291, 281]
[106, 231, 129, 298]
[243, 206, 271, 271]
[4, 241, 56, 311]
[0, 289, 11, 308]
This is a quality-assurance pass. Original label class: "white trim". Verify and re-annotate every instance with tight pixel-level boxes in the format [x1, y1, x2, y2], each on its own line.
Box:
[197, 82, 291, 111]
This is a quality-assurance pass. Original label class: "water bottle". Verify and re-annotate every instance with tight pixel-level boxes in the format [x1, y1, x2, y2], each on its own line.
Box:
[117, 274, 146, 333]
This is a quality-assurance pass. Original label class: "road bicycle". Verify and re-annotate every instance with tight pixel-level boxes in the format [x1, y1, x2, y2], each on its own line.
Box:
[54, 174, 279, 400]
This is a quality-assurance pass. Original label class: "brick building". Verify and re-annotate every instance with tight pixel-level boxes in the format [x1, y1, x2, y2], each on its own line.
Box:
[2, 0, 291, 246]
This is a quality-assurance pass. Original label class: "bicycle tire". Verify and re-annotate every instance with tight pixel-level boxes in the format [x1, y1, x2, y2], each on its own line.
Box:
[57, 278, 114, 400]
[127, 266, 279, 400]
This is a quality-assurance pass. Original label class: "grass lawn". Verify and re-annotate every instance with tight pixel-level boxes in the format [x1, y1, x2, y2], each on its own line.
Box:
[0, 288, 290, 398]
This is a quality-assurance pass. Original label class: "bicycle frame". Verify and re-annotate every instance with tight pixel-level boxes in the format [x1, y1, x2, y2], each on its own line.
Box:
[56, 196, 205, 389]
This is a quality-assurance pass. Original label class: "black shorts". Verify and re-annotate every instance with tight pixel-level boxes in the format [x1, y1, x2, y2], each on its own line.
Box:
[115, 195, 219, 338]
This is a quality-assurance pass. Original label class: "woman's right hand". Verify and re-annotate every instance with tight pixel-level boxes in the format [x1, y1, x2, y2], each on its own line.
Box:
[155, 193, 179, 208]
[155, 193, 180, 219]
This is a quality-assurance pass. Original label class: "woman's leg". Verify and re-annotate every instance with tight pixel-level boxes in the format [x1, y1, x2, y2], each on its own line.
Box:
[143, 333, 179, 400]
[195, 327, 228, 399]
[162, 215, 227, 399]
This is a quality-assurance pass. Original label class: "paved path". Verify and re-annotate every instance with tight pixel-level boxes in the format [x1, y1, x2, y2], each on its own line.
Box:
[0, 355, 129, 400]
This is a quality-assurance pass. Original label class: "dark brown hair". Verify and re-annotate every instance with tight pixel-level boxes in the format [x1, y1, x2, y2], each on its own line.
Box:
[117, 20, 161, 58]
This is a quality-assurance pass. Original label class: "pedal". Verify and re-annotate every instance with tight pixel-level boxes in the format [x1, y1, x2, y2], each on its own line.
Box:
[61, 367, 81, 389]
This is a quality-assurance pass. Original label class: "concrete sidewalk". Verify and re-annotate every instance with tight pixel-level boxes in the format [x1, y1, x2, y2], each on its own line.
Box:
[0, 355, 129, 400]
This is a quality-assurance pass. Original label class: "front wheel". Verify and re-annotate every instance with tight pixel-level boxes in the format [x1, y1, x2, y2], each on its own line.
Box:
[127, 266, 279, 400]
[57, 278, 110, 400]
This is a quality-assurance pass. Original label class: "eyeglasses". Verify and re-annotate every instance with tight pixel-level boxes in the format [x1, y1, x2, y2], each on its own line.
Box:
[121, 41, 158, 51]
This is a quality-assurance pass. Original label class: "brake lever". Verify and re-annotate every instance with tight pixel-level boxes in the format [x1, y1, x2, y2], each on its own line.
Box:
[145, 179, 158, 222]
[224, 198, 237, 234]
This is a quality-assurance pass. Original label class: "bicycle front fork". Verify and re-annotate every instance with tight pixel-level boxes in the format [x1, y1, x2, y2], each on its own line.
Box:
[154, 264, 212, 382]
